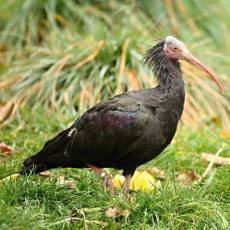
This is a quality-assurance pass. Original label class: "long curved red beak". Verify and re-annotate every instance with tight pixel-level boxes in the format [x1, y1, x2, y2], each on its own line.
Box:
[183, 52, 224, 94]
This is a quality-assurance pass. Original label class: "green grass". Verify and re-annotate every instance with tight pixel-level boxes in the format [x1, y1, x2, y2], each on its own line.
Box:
[0, 107, 229, 229]
[0, 0, 229, 126]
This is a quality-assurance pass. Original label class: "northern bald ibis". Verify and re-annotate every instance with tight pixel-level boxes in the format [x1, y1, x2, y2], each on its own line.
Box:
[21, 36, 223, 190]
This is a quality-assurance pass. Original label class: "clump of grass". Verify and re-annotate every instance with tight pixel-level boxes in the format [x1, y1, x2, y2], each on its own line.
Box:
[0, 0, 229, 127]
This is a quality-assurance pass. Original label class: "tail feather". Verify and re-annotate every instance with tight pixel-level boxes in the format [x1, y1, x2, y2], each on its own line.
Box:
[21, 126, 76, 175]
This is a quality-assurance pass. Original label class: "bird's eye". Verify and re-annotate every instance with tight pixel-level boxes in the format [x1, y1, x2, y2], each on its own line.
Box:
[173, 47, 178, 50]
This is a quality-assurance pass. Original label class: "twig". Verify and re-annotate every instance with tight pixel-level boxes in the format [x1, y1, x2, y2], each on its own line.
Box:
[80, 207, 102, 212]
[201, 152, 230, 166]
[47, 217, 107, 228]
[200, 148, 223, 181]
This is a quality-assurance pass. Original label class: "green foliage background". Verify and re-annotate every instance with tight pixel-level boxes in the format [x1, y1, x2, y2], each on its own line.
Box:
[0, 0, 229, 127]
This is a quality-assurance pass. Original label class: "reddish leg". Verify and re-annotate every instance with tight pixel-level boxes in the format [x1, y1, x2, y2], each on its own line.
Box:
[87, 164, 113, 191]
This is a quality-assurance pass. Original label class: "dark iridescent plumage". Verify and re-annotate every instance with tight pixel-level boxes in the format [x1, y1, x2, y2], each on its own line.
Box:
[21, 40, 185, 182]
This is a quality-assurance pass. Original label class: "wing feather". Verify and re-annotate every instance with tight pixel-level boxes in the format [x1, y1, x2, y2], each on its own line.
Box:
[68, 91, 157, 163]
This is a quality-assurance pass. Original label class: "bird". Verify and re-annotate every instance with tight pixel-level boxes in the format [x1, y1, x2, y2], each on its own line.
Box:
[21, 36, 223, 191]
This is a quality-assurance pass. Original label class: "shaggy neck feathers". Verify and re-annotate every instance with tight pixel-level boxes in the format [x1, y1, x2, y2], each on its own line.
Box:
[144, 41, 184, 94]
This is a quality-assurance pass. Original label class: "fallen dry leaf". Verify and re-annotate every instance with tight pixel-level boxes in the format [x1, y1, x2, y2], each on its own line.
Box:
[105, 207, 130, 219]
[202, 153, 230, 166]
[0, 141, 14, 155]
[57, 176, 76, 189]
[220, 130, 230, 139]
[39, 173, 76, 188]
[1, 173, 21, 183]
[39, 171, 53, 178]
[177, 171, 200, 186]
[146, 167, 166, 180]
[0, 102, 14, 123]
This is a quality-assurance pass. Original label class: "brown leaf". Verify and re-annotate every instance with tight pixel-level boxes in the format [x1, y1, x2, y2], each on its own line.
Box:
[202, 153, 230, 166]
[177, 171, 200, 186]
[0, 102, 14, 123]
[146, 167, 166, 180]
[105, 207, 130, 219]
[0, 142, 14, 155]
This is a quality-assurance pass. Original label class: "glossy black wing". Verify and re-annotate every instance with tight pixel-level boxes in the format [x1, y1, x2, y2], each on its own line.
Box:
[21, 89, 166, 174]
[67, 91, 159, 164]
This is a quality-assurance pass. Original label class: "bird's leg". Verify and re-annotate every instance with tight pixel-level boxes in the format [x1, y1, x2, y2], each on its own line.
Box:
[122, 169, 135, 192]
[122, 174, 132, 193]
[87, 164, 113, 191]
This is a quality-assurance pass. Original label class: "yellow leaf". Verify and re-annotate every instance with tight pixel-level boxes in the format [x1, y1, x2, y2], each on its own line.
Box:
[112, 175, 125, 188]
[130, 171, 161, 191]
[112, 171, 161, 191]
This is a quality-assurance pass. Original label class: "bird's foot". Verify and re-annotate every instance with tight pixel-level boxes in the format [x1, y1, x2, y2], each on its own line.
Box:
[87, 164, 114, 192]
[122, 174, 131, 193]
[102, 174, 114, 191]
